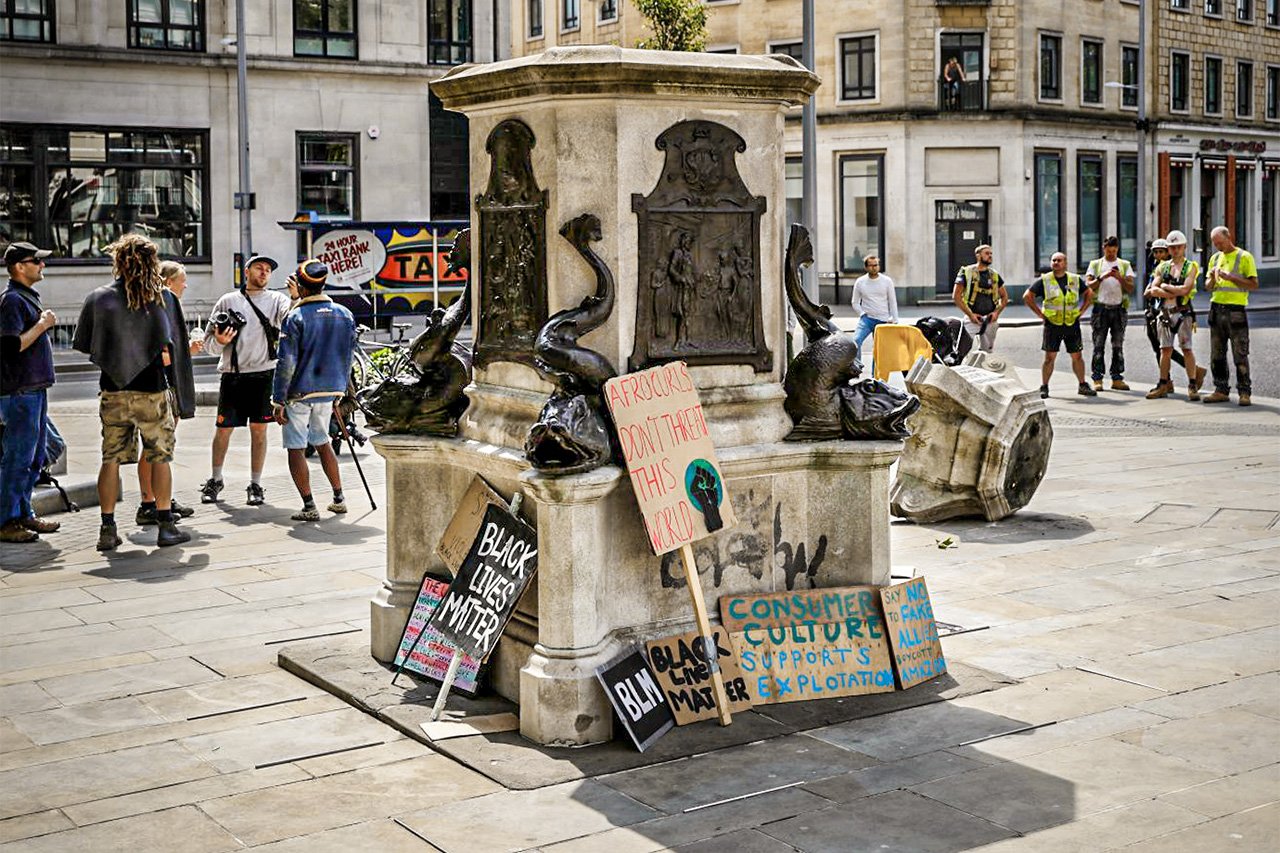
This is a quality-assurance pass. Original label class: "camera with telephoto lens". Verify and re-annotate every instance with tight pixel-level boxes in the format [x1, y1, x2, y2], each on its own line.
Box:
[210, 308, 247, 335]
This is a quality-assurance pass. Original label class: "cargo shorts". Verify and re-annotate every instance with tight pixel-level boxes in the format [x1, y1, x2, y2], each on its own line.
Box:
[100, 390, 176, 464]
[1156, 311, 1194, 350]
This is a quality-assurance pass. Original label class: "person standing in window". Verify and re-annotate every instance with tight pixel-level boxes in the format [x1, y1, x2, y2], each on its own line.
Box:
[1084, 236, 1135, 392]
[953, 244, 1008, 352]
[850, 254, 899, 360]
[943, 57, 966, 109]
[1203, 225, 1258, 406]
[200, 255, 292, 506]
[0, 242, 59, 544]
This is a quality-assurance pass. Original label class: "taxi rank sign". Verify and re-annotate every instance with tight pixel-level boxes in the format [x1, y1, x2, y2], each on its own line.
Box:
[427, 503, 538, 661]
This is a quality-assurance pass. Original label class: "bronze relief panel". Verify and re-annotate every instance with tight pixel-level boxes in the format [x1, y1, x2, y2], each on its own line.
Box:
[475, 119, 549, 370]
[630, 120, 772, 373]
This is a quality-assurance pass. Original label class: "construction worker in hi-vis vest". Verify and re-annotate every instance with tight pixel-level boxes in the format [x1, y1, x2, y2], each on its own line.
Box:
[952, 243, 1008, 353]
[1023, 251, 1095, 400]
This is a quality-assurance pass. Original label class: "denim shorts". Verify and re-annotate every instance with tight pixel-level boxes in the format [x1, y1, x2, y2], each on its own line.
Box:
[281, 398, 336, 450]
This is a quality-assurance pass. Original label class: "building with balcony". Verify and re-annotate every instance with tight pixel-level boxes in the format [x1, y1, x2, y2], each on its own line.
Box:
[0, 1, 506, 316]
[514, 0, 1278, 302]
[1153, 0, 1280, 276]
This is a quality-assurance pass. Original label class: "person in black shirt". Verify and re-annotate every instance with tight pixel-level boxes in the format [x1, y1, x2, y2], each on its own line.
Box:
[73, 235, 191, 551]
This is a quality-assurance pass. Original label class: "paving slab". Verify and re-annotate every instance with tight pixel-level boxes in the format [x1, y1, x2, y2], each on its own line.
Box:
[949, 668, 1163, 726]
[1114, 708, 1280, 776]
[0, 809, 74, 845]
[397, 779, 658, 852]
[967, 798, 1210, 852]
[177, 706, 396, 773]
[241, 818, 444, 852]
[36, 656, 222, 706]
[0, 682, 59, 716]
[807, 700, 1035, 763]
[674, 827, 801, 852]
[799, 749, 986, 804]
[1157, 762, 1280, 819]
[952, 706, 1167, 765]
[759, 789, 1016, 853]
[1118, 801, 1280, 853]
[8, 695, 169, 745]
[0, 804, 242, 853]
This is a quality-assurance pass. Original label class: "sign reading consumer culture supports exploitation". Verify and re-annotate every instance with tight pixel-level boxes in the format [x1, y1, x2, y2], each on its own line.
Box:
[427, 503, 538, 661]
[720, 587, 897, 704]
[880, 577, 947, 689]
[394, 576, 481, 694]
[604, 362, 736, 555]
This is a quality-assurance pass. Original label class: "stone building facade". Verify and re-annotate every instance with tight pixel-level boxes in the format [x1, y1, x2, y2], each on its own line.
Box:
[1152, 0, 1280, 277]
[513, 0, 1278, 300]
[0, 0, 505, 316]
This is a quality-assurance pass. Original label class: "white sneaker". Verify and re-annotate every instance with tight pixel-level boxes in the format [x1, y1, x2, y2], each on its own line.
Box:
[327, 500, 347, 514]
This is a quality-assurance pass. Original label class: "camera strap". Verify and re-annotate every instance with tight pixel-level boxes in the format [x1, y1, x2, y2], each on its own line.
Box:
[236, 291, 280, 372]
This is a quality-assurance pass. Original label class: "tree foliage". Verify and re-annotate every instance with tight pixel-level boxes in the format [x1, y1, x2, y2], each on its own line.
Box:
[634, 0, 708, 52]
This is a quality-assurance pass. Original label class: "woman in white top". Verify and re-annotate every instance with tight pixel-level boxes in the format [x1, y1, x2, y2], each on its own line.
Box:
[850, 253, 900, 356]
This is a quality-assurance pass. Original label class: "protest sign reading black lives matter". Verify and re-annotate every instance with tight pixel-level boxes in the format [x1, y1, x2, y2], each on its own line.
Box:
[427, 503, 538, 661]
[595, 649, 676, 752]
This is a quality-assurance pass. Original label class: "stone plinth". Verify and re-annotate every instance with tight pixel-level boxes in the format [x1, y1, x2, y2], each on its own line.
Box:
[891, 357, 1053, 523]
[369, 48, 904, 746]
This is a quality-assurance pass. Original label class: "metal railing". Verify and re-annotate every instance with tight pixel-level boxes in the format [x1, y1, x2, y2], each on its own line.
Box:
[938, 79, 987, 112]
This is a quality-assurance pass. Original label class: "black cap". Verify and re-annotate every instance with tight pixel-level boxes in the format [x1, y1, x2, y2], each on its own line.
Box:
[296, 259, 329, 289]
[245, 254, 278, 271]
[4, 241, 52, 266]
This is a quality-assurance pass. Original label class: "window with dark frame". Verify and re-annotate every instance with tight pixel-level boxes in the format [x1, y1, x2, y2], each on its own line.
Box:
[297, 133, 358, 221]
[1040, 34, 1062, 100]
[0, 0, 54, 42]
[429, 92, 469, 220]
[1171, 52, 1190, 111]
[128, 0, 205, 52]
[1171, 0, 1188, 9]
[1206, 56, 1222, 113]
[294, 0, 356, 59]
[839, 154, 883, 273]
[1205, 0, 1222, 14]
[1235, 169, 1251, 248]
[1122, 46, 1139, 107]
[528, 0, 542, 36]
[599, 0, 617, 22]
[562, 0, 578, 30]
[1082, 39, 1103, 104]
[785, 157, 803, 226]
[772, 41, 804, 66]
[1268, 66, 1280, 118]
[1238, 0, 1254, 21]
[1034, 151, 1063, 271]
[1239, 61, 1254, 116]
[1269, 0, 1279, 25]
[1263, 169, 1276, 256]
[1168, 164, 1187, 234]
[1077, 154, 1104, 272]
[428, 0, 471, 65]
[1117, 156, 1138, 262]
[840, 35, 877, 100]
[0, 124, 209, 260]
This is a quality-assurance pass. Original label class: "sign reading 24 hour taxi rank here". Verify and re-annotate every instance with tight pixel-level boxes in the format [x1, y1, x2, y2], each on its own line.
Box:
[604, 362, 736, 555]
[427, 503, 538, 662]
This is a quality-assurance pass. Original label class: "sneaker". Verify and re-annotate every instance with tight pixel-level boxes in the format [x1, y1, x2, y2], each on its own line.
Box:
[21, 516, 60, 534]
[0, 520, 38, 544]
[171, 498, 195, 519]
[291, 507, 321, 522]
[1239, 394, 1252, 407]
[1092, 379, 1104, 391]
[199, 478, 224, 504]
[1146, 381, 1172, 400]
[1111, 380, 1130, 391]
[1203, 391, 1230, 404]
[327, 499, 347, 514]
[1078, 383, 1098, 397]
[96, 523, 122, 552]
[156, 519, 191, 547]
[136, 505, 158, 526]
[1039, 385, 1049, 399]
[246, 483, 265, 506]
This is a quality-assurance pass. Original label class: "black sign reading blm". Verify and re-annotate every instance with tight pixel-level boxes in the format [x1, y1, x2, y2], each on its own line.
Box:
[427, 504, 538, 661]
[595, 649, 675, 752]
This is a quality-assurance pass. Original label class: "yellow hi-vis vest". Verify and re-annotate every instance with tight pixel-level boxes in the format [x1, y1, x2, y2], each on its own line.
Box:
[960, 264, 1001, 306]
[1208, 249, 1251, 306]
[1041, 272, 1083, 326]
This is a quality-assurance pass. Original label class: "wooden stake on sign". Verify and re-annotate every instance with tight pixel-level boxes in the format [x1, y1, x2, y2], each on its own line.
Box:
[428, 493, 525, 722]
[678, 543, 732, 726]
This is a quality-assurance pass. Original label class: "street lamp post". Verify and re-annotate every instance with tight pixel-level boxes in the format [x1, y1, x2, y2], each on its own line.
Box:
[801, 0, 817, 301]
[234, 0, 253, 268]
[1105, 0, 1147, 278]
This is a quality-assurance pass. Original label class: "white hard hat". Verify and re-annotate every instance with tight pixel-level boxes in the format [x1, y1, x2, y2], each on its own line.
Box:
[1165, 230, 1188, 246]
[1151, 238, 1169, 250]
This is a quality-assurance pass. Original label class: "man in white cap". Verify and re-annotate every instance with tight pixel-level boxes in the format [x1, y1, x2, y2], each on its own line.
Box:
[1144, 231, 1204, 400]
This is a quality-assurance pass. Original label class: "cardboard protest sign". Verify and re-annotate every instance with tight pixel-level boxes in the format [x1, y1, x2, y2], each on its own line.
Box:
[720, 587, 896, 704]
[437, 475, 506, 575]
[605, 362, 736, 555]
[595, 649, 676, 751]
[880, 577, 947, 689]
[644, 629, 752, 725]
[427, 503, 538, 661]
[394, 575, 481, 694]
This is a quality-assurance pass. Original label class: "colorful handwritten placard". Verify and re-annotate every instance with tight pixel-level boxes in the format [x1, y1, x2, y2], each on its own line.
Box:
[393, 576, 481, 694]
[880, 577, 947, 689]
[644, 629, 753, 725]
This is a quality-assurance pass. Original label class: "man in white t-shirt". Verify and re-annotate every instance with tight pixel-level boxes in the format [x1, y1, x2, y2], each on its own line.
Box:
[1084, 236, 1135, 391]
[850, 253, 899, 358]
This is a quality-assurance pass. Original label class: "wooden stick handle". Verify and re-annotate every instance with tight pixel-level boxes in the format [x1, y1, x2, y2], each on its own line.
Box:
[429, 650, 463, 722]
[679, 543, 732, 726]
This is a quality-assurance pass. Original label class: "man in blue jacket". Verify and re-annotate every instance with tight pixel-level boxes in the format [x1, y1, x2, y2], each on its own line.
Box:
[272, 260, 357, 521]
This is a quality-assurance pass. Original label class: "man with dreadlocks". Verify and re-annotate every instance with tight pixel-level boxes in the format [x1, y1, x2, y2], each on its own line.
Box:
[74, 234, 191, 550]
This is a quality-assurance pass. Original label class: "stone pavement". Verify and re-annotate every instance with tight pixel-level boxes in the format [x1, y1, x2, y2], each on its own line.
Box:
[0, 365, 1277, 852]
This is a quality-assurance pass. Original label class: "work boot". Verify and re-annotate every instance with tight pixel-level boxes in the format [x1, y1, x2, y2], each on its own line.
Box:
[1092, 379, 1104, 391]
[246, 483, 265, 506]
[1239, 394, 1252, 407]
[1186, 385, 1201, 402]
[0, 520, 38, 543]
[21, 516, 60, 534]
[96, 522, 122, 552]
[1146, 380, 1172, 399]
[1191, 366, 1207, 392]
[199, 478, 224, 503]
[136, 504, 158, 526]
[1202, 391, 1230, 404]
[1111, 379, 1130, 391]
[1039, 385, 1049, 399]
[171, 498, 195, 519]
[156, 519, 191, 547]
[1078, 383, 1098, 397]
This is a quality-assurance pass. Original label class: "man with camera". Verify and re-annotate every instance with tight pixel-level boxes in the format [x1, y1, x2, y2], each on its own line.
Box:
[271, 260, 356, 521]
[201, 254, 291, 506]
